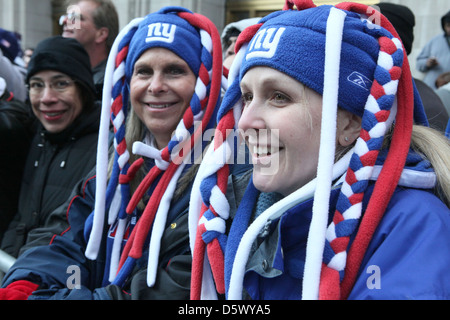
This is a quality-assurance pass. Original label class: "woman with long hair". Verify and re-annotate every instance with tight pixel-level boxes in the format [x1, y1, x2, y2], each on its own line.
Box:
[190, 0, 450, 300]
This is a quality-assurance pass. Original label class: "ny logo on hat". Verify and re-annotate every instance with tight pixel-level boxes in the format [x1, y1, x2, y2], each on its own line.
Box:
[246, 27, 286, 60]
[146, 23, 176, 43]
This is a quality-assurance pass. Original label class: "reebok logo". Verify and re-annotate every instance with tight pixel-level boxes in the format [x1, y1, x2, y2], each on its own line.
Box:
[146, 23, 176, 43]
[246, 27, 286, 60]
[347, 71, 372, 91]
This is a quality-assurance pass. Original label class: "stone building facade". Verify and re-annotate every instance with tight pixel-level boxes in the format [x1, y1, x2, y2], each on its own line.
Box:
[0, 0, 449, 79]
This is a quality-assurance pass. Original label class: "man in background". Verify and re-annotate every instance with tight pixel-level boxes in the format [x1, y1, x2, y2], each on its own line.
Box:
[60, 0, 119, 100]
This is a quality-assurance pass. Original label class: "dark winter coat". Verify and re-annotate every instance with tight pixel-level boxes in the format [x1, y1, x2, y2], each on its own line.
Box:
[0, 106, 100, 257]
[1, 160, 251, 299]
[0, 97, 33, 239]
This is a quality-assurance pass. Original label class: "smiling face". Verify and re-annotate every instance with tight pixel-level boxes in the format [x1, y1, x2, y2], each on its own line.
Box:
[130, 48, 196, 149]
[238, 67, 323, 196]
[29, 70, 83, 134]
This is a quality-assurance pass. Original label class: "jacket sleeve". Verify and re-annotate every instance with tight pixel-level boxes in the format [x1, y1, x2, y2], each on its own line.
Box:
[0, 52, 27, 102]
[348, 188, 450, 300]
[18, 195, 78, 256]
[1, 170, 101, 298]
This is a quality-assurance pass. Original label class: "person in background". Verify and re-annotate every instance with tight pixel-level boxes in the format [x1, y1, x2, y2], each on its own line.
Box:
[189, 0, 450, 300]
[416, 10, 450, 90]
[60, 0, 119, 100]
[0, 6, 228, 300]
[22, 48, 34, 68]
[221, 17, 261, 69]
[436, 80, 450, 118]
[377, 2, 449, 132]
[0, 28, 27, 102]
[0, 36, 100, 258]
[0, 78, 33, 241]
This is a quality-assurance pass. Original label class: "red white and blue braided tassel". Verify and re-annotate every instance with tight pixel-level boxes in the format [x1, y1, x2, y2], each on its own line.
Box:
[317, 2, 410, 300]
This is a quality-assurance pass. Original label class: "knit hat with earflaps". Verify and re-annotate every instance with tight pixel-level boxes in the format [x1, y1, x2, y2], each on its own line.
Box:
[84, 6, 225, 288]
[189, 0, 427, 300]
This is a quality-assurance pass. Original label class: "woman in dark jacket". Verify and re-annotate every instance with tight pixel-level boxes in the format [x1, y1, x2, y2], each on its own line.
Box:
[0, 79, 33, 240]
[0, 36, 99, 258]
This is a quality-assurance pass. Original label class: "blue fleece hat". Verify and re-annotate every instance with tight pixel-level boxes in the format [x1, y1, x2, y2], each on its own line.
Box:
[126, 7, 202, 81]
[240, 6, 382, 118]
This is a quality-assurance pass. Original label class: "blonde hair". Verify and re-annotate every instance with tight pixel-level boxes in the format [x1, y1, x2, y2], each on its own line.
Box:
[410, 125, 450, 207]
[108, 107, 200, 209]
[335, 123, 450, 207]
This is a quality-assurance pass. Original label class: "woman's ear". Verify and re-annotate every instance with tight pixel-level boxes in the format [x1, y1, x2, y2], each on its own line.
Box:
[336, 109, 362, 147]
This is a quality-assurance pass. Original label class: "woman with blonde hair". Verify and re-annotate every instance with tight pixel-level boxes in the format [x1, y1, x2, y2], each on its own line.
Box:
[189, 0, 450, 300]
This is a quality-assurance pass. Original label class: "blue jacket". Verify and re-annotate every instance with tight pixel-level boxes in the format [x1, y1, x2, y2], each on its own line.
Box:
[242, 186, 450, 300]
[226, 150, 450, 300]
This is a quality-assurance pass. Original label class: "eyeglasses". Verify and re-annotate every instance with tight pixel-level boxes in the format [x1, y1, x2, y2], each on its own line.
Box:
[59, 12, 82, 26]
[28, 79, 75, 96]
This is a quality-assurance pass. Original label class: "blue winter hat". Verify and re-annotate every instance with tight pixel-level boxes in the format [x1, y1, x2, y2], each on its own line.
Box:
[0, 28, 20, 63]
[240, 6, 382, 118]
[126, 7, 202, 81]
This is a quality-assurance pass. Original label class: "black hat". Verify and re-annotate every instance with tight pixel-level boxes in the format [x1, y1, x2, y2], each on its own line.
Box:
[441, 10, 450, 32]
[27, 36, 95, 96]
[377, 2, 415, 55]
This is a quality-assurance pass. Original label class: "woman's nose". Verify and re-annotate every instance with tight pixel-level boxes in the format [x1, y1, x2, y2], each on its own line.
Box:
[238, 100, 267, 139]
[148, 74, 167, 94]
[40, 86, 59, 104]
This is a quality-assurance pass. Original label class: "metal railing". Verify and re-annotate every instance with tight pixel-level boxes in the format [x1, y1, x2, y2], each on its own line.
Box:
[0, 249, 16, 274]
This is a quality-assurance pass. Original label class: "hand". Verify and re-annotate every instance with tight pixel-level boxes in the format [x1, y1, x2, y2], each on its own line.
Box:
[426, 57, 439, 68]
[0, 280, 39, 300]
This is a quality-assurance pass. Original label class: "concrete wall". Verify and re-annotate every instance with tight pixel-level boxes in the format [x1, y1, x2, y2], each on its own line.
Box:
[112, 0, 226, 32]
[386, 0, 449, 79]
[0, 0, 52, 49]
[0, 0, 226, 50]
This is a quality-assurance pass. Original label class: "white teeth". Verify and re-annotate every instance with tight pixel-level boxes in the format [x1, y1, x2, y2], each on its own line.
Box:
[253, 145, 273, 157]
[147, 104, 170, 109]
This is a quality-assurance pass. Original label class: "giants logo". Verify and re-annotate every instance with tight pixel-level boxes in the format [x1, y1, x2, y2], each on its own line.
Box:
[246, 27, 286, 60]
[146, 23, 176, 43]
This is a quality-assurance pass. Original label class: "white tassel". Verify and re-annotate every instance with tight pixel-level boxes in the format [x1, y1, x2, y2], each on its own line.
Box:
[228, 149, 353, 300]
[85, 17, 144, 260]
[302, 7, 347, 300]
[146, 163, 186, 287]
